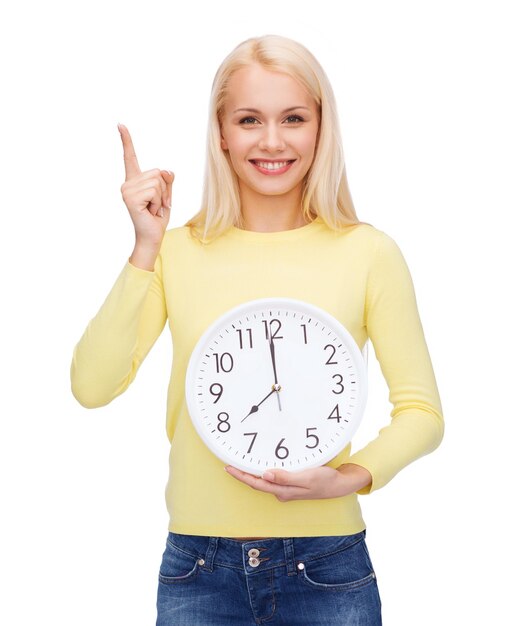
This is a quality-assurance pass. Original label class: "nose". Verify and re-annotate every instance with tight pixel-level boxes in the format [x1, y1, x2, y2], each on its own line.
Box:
[258, 123, 286, 153]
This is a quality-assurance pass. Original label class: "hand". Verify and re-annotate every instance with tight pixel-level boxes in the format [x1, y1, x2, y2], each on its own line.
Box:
[118, 123, 174, 248]
[224, 463, 372, 502]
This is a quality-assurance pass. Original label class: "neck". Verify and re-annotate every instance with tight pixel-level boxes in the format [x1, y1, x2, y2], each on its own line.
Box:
[239, 186, 309, 233]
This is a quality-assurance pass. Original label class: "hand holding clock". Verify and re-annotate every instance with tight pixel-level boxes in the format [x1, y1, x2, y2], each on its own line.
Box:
[224, 462, 372, 502]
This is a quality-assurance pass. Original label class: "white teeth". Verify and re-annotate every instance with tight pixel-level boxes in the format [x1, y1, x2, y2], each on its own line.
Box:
[253, 160, 290, 170]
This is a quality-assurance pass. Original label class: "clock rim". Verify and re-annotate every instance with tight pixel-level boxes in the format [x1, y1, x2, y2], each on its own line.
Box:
[185, 297, 368, 476]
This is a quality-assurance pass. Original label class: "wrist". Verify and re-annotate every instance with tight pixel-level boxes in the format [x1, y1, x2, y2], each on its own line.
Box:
[337, 463, 372, 495]
[130, 240, 161, 271]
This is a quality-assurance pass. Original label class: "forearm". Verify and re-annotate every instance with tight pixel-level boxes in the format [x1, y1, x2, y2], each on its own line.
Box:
[348, 408, 444, 494]
[71, 259, 165, 408]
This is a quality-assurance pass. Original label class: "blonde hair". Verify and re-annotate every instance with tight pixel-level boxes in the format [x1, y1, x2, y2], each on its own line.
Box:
[185, 34, 365, 244]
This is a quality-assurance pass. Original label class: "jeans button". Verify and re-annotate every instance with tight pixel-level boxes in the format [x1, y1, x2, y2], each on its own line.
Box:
[248, 548, 260, 557]
[249, 557, 261, 567]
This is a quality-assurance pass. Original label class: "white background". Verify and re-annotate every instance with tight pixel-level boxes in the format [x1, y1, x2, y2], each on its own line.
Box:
[1, 1, 525, 624]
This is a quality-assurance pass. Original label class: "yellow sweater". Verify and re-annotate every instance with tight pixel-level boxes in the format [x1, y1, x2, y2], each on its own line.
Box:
[70, 217, 444, 537]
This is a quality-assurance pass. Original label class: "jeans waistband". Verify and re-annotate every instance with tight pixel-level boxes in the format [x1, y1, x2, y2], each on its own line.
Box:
[166, 530, 366, 576]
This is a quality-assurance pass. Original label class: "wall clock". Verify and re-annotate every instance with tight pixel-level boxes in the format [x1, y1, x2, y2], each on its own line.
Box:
[185, 298, 367, 476]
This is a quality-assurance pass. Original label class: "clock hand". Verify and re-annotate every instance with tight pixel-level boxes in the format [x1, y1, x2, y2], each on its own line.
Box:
[269, 335, 282, 412]
[276, 387, 282, 412]
[241, 385, 281, 423]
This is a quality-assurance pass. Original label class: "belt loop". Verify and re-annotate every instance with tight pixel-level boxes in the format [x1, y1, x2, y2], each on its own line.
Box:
[202, 536, 218, 572]
[283, 538, 297, 576]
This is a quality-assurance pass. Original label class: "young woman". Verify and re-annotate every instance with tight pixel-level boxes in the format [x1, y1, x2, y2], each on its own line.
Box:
[71, 34, 444, 625]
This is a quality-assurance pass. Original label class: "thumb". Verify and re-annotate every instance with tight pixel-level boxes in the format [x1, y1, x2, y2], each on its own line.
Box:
[262, 469, 288, 484]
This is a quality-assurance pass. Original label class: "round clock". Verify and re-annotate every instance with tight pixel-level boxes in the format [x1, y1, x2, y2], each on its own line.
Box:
[185, 298, 367, 476]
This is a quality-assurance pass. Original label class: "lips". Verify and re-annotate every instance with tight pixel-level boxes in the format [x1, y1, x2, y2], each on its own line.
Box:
[249, 159, 296, 175]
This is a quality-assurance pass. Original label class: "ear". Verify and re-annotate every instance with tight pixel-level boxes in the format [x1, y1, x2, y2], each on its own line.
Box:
[218, 118, 228, 151]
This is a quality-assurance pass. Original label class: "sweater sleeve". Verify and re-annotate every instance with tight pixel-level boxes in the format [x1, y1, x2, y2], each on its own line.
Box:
[70, 255, 167, 408]
[347, 231, 444, 494]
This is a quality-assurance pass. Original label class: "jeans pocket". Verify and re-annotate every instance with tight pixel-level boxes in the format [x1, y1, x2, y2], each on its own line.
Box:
[298, 535, 376, 591]
[158, 536, 201, 585]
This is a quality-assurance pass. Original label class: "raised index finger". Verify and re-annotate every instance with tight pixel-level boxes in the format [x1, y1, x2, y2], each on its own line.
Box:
[117, 123, 141, 180]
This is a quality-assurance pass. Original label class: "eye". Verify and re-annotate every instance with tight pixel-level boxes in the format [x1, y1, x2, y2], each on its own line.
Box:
[284, 115, 304, 123]
[239, 116, 259, 125]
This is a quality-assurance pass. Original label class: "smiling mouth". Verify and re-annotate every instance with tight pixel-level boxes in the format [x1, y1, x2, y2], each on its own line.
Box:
[249, 159, 296, 172]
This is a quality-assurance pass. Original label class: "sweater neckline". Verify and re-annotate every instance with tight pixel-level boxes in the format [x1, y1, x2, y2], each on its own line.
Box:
[227, 215, 325, 242]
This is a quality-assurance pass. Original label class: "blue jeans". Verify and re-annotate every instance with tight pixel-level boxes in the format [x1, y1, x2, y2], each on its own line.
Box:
[156, 530, 382, 625]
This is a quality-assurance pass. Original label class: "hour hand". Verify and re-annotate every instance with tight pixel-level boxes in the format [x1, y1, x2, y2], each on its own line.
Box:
[241, 386, 279, 423]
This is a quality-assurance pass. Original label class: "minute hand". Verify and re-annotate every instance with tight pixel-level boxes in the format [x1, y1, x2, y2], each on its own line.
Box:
[269, 335, 282, 411]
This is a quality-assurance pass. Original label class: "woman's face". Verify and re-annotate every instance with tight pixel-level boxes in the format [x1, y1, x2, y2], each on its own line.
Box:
[220, 64, 319, 207]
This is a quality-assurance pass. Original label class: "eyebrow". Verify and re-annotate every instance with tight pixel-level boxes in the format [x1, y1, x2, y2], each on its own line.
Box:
[233, 106, 311, 114]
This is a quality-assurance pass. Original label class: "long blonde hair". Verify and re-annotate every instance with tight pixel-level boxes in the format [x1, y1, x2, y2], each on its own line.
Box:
[185, 34, 364, 243]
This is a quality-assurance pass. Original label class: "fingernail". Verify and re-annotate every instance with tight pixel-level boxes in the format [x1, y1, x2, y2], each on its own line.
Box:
[263, 471, 274, 481]
[159, 207, 164, 218]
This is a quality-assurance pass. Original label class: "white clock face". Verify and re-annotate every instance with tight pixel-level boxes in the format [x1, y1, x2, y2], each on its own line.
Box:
[185, 298, 367, 476]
